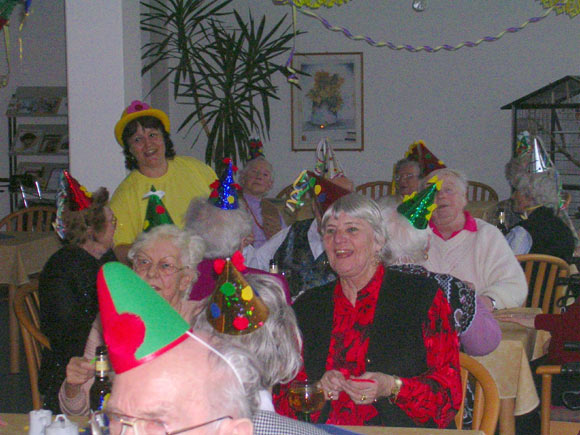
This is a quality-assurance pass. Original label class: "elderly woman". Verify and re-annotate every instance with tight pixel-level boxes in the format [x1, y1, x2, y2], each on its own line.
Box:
[194, 274, 301, 412]
[239, 155, 288, 248]
[110, 100, 216, 258]
[423, 168, 528, 311]
[506, 170, 574, 262]
[59, 225, 205, 415]
[279, 193, 461, 428]
[378, 197, 501, 356]
[39, 175, 117, 413]
[393, 158, 422, 198]
[185, 197, 290, 303]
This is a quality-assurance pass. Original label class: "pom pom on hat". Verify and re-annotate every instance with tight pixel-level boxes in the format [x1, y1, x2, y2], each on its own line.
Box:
[97, 262, 190, 374]
[206, 254, 269, 335]
[248, 138, 265, 160]
[209, 158, 240, 210]
[397, 176, 441, 229]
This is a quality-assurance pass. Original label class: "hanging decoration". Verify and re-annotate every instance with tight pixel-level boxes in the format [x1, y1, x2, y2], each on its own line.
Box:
[538, 0, 579, 18]
[0, 0, 32, 88]
[273, 0, 350, 8]
[276, 0, 574, 54]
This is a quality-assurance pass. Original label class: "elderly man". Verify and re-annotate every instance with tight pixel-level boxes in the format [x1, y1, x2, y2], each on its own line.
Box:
[96, 262, 326, 434]
[394, 158, 422, 198]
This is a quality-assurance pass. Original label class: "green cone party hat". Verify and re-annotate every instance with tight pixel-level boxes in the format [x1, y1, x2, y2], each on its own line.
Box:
[397, 176, 441, 229]
[97, 262, 190, 374]
[206, 253, 269, 335]
[142, 185, 173, 232]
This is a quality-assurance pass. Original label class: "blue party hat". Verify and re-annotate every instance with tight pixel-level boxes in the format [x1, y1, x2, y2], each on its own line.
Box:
[209, 158, 241, 210]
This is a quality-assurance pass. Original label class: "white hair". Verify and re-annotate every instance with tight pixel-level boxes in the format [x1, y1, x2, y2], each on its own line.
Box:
[377, 197, 429, 265]
[425, 168, 468, 195]
[239, 156, 275, 189]
[194, 274, 302, 389]
[185, 198, 252, 258]
[514, 170, 560, 209]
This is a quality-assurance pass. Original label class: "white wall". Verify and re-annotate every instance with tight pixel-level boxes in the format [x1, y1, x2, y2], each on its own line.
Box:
[0, 1, 67, 216]
[162, 1, 580, 200]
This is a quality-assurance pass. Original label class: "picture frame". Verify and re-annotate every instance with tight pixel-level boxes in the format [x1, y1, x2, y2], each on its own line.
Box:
[6, 95, 62, 116]
[13, 127, 44, 153]
[39, 134, 63, 154]
[291, 52, 364, 151]
[43, 165, 67, 192]
[16, 162, 46, 183]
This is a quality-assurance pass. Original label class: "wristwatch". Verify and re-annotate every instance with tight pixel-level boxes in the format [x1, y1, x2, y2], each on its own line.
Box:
[389, 376, 403, 403]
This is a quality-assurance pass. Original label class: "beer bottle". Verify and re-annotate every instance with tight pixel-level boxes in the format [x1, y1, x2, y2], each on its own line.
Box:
[90, 345, 112, 412]
[269, 259, 279, 274]
[496, 208, 508, 235]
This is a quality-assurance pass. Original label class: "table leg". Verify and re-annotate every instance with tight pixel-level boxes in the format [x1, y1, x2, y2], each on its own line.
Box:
[8, 283, 20, 374]
[499, 398, 516, 435]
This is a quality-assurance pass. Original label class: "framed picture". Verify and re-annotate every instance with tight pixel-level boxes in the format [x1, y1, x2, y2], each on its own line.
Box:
[6, 95, 62, 115]
[291, 52, 364, 151]
[39, 134, 63, 154]
[16, 162, 46, 182]
[44, 165, 67, 192]
[13, 128, 44, 153]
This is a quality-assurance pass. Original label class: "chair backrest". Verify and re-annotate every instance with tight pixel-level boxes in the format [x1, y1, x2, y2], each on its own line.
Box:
[13, 280, 51, 410]
[276, 184, 295, 200]
[455, 353, 500, 435]
[0, 206, 57, 232]
[467, 181, 498, 202]
[516, 254, 571, 314]
[355, 181, 394, 200]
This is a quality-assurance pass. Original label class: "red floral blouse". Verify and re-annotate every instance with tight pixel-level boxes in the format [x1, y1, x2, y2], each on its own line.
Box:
[275, 265, 461, 428]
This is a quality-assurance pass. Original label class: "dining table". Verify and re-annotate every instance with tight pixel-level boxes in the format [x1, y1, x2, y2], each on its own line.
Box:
[0, 413, 485, 435]
[473, 307, 550, 435]
[0, 231, 61, 373]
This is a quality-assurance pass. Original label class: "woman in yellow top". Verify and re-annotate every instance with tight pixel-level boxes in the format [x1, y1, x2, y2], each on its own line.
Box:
[110, 100, 216, 260]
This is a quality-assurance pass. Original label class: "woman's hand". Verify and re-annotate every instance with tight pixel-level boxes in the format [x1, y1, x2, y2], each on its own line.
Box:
[343, 372, 394, 405]
[64, 357, 95, 398]
[494, 312, 537, 329]
[319, 370, 347, 401]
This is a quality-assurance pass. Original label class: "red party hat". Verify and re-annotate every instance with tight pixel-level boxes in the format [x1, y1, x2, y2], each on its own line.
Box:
[405, 140, 446, 176]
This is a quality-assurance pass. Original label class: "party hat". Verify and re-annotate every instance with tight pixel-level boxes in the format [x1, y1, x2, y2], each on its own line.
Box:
[63, 170, 93, 212]
[285, 170, 317, 212]
[248, 138, 265, 160]
[142, 186, 174, 232]
[527, 135, 554, 174]
[309, 171, 351, 214]
[97, 262, 190, 374]
[206, 252, 269, 335]
[209, 158, 241, 210]
[405, 140, 446, 176]
[397, 176, 441, 229]
[314, 138, 345, 179]
[515, 131, 532, 156]
[115, 100, 170, 147]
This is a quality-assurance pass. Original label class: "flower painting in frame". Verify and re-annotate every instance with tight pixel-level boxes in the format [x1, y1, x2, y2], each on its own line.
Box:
[291, 52, 363, 151]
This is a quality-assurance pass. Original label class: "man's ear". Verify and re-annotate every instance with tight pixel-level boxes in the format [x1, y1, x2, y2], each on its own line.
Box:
[219, 418, 253, 435]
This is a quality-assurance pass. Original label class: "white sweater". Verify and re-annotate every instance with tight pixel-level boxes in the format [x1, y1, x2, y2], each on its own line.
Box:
[424, 218, 527, 309]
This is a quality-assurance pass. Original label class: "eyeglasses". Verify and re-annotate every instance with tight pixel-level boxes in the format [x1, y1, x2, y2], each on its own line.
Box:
[132, 256, 188, 277]
[91, 411, 232, 435]
[395, 173, 419, 182]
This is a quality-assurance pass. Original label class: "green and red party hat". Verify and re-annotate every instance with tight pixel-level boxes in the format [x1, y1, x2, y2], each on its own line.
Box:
[206, 252, 269, 335]
[405, 140, 446, 176]
[209, 158, 241, 210]
[515, 131, 532, 156]
[97, 262, 190, 374]
[248, 138, 265, 160]
[142, 186, 173, 232]
[397, 176, 441, 229]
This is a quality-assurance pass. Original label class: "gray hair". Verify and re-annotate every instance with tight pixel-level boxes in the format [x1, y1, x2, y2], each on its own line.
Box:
[377, 197, 429, 265]
[505, 154, 529, 189]
[128, 225, 205, 281]
[185, 198, 252, 258]
[514, 170, 560, 209]
[321, 193, 386, 247]
[203, 335, 261, 419]
[194, 274, 302, 389]
[239, 156, 274, 189]
[394, 158, 422, 178]
[425, 168, 468, 195]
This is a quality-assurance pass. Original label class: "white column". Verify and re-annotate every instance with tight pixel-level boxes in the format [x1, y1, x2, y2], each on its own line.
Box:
[64, 0, 141, 193]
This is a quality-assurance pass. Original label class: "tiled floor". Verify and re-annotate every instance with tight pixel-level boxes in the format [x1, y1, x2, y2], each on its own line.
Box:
[0, 291, 32, 413]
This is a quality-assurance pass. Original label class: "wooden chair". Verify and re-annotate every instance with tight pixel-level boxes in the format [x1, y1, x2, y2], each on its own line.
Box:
[0, 205, 57, 232]
[536, 365, 580, 435]
[467, 181, 498, 202]
[355, 181, 394, 200]
[455, 353, 500, 435]
[13, 280, 51, 409]
[517, 254, 571, 314]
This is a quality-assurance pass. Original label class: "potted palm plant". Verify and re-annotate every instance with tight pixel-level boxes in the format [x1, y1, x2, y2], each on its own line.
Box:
[141, 0, 296, 172]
